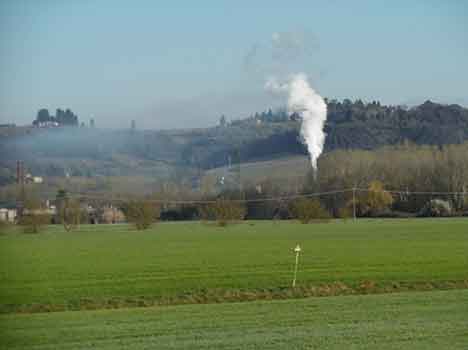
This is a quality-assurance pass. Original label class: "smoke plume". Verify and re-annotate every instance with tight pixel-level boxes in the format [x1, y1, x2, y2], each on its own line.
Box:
[265, 74, 327, 170]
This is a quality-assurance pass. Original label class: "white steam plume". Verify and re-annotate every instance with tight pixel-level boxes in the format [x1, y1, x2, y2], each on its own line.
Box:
[265, 74, 327, 170]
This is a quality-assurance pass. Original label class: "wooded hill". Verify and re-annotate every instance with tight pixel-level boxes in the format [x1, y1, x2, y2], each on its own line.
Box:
[1, 100, 467, 185]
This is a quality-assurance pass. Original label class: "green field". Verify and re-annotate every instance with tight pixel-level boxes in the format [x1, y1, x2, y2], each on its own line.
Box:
[208, 155, 310, 185]
[1, 219, 467, 310]
[1, 289, 467, 349]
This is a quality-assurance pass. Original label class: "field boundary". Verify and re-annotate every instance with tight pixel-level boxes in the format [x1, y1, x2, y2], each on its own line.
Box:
[3, 279, 467, 315]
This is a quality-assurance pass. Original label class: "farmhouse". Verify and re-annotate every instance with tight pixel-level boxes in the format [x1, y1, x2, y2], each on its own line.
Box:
[0, 207, 17, 223]
[101, 206, 126, 224]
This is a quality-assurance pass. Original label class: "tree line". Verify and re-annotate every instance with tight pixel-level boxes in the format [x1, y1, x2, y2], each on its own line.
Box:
[6, 141, 467, 234]
[183, 142, 468, 219]
[186, 100, 468, 169]
[33, 108, 79, 127]
[119, 141, 468, 223]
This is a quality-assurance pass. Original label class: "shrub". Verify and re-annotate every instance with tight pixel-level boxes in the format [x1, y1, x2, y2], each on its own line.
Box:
[18, 213, 51, 234]
[124, 200, 160, 230]
[160, 205, 199, 221]
[201, 199, 246, 226]
[367, 181, 394, 214]
[0, 220, 10, 234]
[419, 199, 452, 217]
[18, 195, 50, 233]
[290, 198, 330, 224]
[61, 199, 83, 231]
[351, 181, 394, 217]
[337, 206, 352, 220]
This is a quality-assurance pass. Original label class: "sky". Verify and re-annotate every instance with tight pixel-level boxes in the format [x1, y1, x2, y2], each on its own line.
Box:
[1, 0, 467, 129]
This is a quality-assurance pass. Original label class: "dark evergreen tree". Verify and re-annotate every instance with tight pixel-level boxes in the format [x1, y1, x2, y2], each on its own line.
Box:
[219, 115, 227, 127]
[36, 109, 50, 122]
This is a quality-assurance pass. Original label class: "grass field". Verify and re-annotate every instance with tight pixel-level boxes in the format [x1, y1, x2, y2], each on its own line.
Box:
[1, 289, 467, 349]
[1, 219, 467, 311]
[208, 155, 310, 185]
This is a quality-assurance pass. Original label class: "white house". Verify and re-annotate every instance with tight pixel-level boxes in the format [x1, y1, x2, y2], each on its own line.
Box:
[0, 208, 17, 223]
[33, 176, 43, 184]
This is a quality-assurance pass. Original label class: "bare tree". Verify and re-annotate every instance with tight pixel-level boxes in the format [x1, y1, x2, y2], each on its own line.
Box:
[201, 199, 246, 226]
[18, 195, 50, 233]
[289, 198, 330, 224]
[124, 200, 160, 230]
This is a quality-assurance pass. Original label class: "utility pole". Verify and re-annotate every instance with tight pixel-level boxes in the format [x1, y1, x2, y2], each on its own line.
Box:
[16, 160, 25, 218]
[236, 147, 242, 200]
[352, 186, 356, 222]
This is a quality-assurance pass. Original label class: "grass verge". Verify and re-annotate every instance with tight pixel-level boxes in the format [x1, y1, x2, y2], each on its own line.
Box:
[1, 289, 467, 350]
[2, 279, 467, 314]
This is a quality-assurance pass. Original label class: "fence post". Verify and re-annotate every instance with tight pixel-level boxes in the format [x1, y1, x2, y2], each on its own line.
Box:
[292, 244, 301, 287]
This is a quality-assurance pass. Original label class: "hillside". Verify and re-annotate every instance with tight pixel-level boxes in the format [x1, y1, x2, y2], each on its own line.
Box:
[1, 100, 467, 187]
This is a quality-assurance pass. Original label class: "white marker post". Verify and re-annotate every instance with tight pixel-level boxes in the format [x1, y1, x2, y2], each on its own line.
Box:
[292, 244, 302, 288]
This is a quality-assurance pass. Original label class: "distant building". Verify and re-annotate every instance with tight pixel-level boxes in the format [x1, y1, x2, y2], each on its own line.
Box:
[255, 184, 263, 194]
[32, 176, 43, 184]
[0, 208, 17, 223]
[101, 206, 126, 224]
[23, 207, 55, 216]
[24, 174, 44, 184]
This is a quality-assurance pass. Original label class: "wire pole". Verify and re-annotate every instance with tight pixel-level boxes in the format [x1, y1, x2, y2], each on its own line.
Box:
[237, 147, 242, 200]
[352, 186, 356, 222]
[16, 160, 25, 219]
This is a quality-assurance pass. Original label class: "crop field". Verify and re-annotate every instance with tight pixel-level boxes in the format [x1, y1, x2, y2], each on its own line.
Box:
[1, 289, 467, 349]
[0, 219, 467, 311]
[0, 219, 467, 349]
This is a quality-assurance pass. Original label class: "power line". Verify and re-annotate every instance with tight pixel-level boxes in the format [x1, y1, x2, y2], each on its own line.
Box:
[355, 188, 468, 196]
[68, 189, 354, 205]
[63, 186, 468, 206]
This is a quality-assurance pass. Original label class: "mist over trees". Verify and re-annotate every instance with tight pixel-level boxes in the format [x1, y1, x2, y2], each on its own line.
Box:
[1, 99, 468, 218]
[182, 100, 468, 169]
[4, 99, 468, 173]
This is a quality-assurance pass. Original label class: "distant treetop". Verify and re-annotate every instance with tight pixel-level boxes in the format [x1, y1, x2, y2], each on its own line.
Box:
[33, 108, 79, 127]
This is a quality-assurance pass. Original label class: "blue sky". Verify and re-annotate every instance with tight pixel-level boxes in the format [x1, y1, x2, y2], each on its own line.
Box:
[1, 0, 467, 128]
